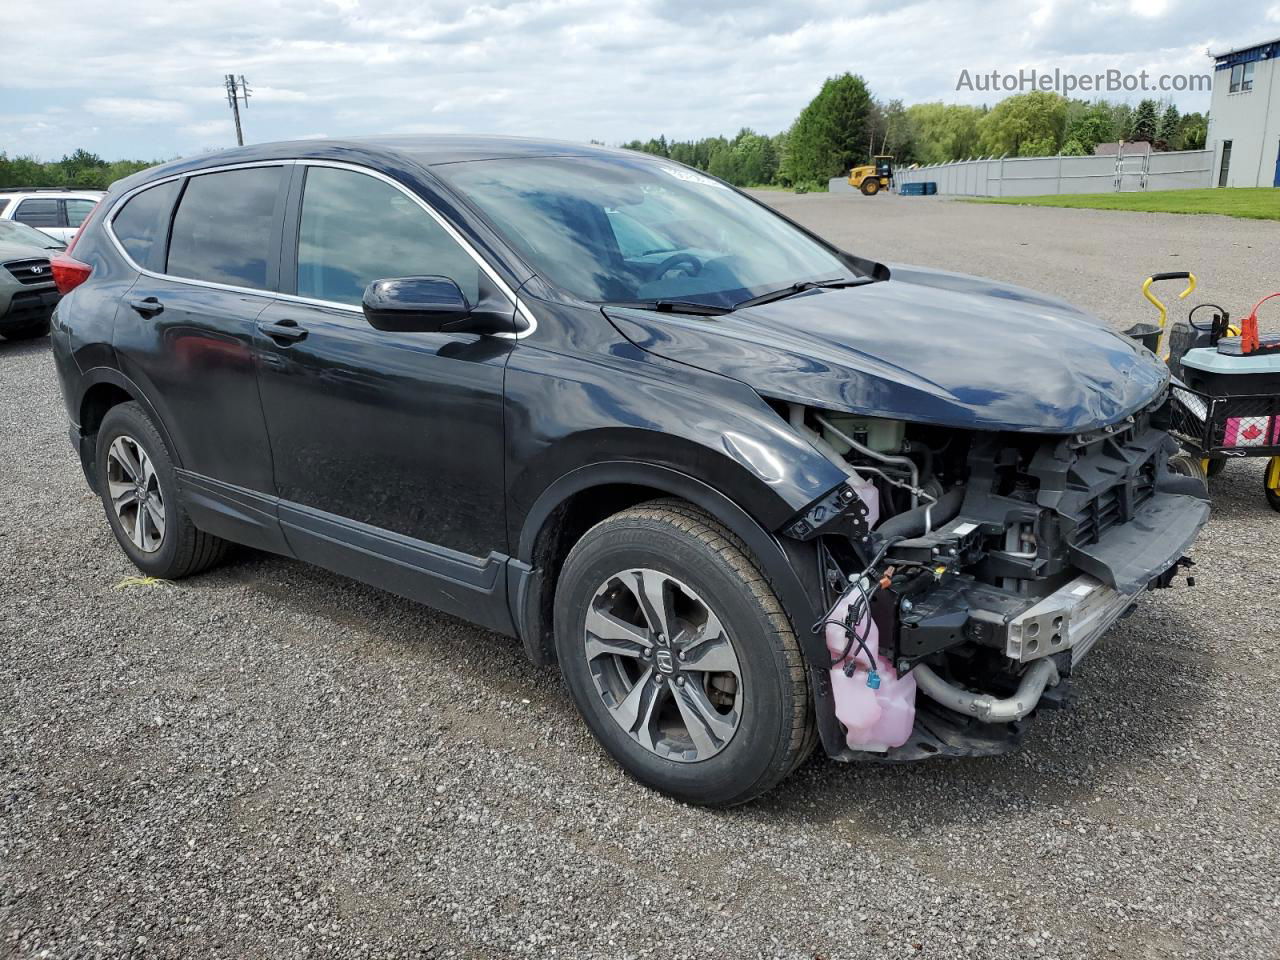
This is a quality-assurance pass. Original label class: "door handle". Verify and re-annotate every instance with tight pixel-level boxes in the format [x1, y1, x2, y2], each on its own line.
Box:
[129, 297, 164, 318]
[258, 318, 308, 343]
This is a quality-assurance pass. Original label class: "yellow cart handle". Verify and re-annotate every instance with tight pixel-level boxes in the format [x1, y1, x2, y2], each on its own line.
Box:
[1141, 271, 1197, 358]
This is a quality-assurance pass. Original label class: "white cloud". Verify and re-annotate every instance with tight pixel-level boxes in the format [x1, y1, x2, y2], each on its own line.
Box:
[0, 0, 1269, 159]
[84, 97, 189, 124]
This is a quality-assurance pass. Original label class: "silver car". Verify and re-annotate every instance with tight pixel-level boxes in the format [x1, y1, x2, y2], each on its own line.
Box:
[0, 219, 64, 340]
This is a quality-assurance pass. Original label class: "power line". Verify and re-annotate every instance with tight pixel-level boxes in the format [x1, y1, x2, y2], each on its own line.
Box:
[224, 74, 251, 147]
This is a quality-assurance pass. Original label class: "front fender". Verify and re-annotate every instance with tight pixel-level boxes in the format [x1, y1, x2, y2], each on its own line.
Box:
[514, 458, 849, 760]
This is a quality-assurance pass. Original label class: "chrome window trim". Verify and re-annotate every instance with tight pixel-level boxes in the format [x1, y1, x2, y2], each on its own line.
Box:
[102, 157, 537, 340]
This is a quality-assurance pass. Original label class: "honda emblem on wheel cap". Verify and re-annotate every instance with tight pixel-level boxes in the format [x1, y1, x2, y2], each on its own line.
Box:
[654, 648, 675, 674]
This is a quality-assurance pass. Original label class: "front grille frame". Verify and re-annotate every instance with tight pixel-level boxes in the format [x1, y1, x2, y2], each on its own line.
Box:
[4, 258, 54, 286]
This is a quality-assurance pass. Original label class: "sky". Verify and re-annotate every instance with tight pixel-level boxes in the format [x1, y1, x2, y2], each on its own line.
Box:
[2, 0, 1278, 162]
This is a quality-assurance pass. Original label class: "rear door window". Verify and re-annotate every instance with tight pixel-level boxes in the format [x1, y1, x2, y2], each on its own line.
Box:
[14, 198, 64, 228]
[167, 167, 284, 290]
[112, 181, 181, 272]
[295, 166, 480, 307]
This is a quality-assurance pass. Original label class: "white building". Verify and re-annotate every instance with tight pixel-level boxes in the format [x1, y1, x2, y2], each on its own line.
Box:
[1207, 37, 1280, 188]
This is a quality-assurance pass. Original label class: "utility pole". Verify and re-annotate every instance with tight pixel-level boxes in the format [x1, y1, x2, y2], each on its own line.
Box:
[224, 74, 251, 146]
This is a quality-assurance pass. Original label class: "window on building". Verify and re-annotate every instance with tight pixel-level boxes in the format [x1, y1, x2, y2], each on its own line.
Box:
[1229, 62, 1256, 93]
[1219, 140, 1233, 188]
[167, 167, 283, 290]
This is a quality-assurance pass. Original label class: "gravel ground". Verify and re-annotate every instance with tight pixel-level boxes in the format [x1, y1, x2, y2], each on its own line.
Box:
[3, 196, 1280, 960]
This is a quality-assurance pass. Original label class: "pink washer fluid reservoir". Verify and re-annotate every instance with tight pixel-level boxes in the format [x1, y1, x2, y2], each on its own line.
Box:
[821, 479, 916, 752]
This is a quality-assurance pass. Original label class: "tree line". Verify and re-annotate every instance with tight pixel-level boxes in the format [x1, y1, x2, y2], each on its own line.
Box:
[3, 83, 1210, 194]
[622, 76, 1209, 191]
[0, 149, 157, 189]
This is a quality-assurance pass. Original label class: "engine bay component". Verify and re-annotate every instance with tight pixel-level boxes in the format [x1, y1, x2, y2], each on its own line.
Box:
[1005, 574, 1135, 664]
[789, 394, 1208, 762]
[912, 659, 1059, 723]
[821, 576, 916, 752]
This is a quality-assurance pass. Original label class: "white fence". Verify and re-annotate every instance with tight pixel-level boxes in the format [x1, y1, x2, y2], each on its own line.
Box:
[887, 148, 1214, 197]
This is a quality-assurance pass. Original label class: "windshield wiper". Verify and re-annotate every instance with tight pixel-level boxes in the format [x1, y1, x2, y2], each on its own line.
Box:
[733, 276, 873, 310]
[603, 299, 733, 317]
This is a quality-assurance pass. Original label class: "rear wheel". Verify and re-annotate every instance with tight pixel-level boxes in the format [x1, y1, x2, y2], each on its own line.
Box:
[95, 402, 230, 579]
[860, 177, 881, 196]
[1266, 457, 1280, 513]
[554, 499, 814, 806]
[1203, 456, 1228, 478]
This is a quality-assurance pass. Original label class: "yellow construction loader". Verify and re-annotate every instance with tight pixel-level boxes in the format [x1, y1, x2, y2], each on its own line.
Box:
[848, 155, 894, 195]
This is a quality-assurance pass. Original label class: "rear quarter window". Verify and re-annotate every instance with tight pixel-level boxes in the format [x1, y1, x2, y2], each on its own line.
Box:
[111, 181, 182, 272]
[166, 167, 283, 290]
[65, 198, 98, 228]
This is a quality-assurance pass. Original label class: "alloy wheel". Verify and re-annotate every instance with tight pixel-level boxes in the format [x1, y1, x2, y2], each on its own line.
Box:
[584, 568, 743, 762]
[106, 435, 166, 553]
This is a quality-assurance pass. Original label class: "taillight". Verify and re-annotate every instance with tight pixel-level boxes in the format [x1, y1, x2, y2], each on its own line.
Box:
[52, 199, 102, 293]
[51, 255, 93, 294]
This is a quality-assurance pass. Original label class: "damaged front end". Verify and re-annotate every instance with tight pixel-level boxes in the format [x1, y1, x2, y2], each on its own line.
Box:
[783, 394, 1210, 762]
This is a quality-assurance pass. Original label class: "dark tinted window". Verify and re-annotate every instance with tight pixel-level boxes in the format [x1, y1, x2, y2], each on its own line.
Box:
[0, 199, 9, 215]
[168, 167, 282, 290]
[14, 198, 63, 228]
[65, 198, 97, 227]
[296, 166, 480, 307]
[112, 180, 181, 271]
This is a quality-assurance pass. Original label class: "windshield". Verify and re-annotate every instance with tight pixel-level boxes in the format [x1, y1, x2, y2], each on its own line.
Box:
[0, 219, 64, 250]
[436, 155, 857, 309]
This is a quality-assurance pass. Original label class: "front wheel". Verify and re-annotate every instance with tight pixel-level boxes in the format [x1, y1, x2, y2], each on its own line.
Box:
[554, 500, 815, 807]
[1266, 457, 1280, 512]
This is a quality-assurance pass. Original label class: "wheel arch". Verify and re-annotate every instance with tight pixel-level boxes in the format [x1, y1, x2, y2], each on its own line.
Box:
[512, 460, 825, 668]
[73, 367, 183, 491]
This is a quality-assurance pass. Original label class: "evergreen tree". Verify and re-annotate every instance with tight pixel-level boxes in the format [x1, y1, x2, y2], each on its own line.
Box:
[785, 73, 875, 182]
[1130, 99, 1158, 142]
[1156, 103, 1181, 145]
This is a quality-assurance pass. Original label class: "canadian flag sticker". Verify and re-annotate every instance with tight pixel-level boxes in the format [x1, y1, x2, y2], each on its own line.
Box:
[1224, 416, 1271, 447]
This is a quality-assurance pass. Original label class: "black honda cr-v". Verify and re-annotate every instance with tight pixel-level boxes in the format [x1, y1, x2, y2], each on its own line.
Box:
[50, 137, 1208, 805]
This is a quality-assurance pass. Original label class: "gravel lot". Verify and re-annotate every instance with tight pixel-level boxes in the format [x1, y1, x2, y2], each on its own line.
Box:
[4, 196, 1279, 960]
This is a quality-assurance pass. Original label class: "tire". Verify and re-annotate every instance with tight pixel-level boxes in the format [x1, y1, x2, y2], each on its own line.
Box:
[554, 499, 815, 806]
[1168, 451, 1208, 494]
[3, 318, 50, 340]
[1266, 457, 1280, 513]
[860, 178, 880, 196]
[95, 402, 230, 579]
[1204, 456, 1228, 479]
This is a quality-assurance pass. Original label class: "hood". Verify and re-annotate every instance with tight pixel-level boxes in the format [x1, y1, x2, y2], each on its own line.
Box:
[0, 240, 59, 261]
[604, 264, 1168, 434]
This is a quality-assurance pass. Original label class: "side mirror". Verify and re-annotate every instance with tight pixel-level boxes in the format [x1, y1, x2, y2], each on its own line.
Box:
[362, 276, 471, 333]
